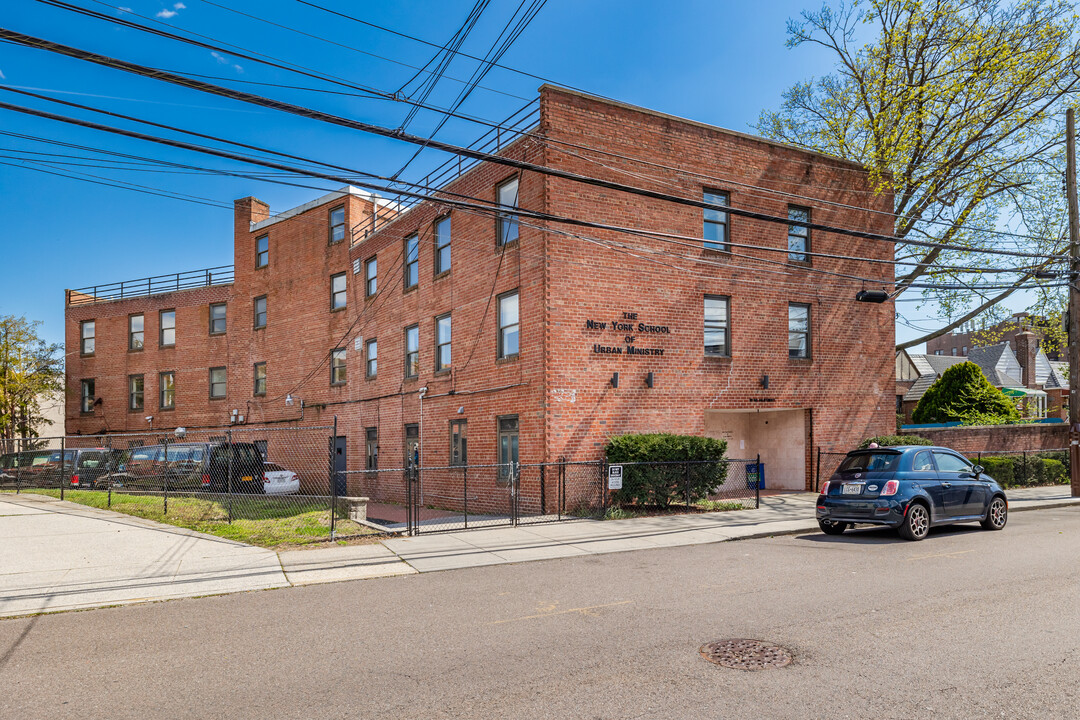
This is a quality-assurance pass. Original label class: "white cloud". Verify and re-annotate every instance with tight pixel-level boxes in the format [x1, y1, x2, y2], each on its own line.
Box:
[174, 2, 186, 8]
[233, 64, 244, 74]
[0, 69, 6, 80]
[118, 6, 133, 13]
[156, 8, 177, 18]
[211, 51, 228, 64]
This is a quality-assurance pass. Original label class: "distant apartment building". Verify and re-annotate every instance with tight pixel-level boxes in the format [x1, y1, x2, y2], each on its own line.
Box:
[64, 86, 896, 493]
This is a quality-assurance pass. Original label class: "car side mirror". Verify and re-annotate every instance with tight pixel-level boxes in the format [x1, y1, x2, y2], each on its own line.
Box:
[972, 465, 983, 477]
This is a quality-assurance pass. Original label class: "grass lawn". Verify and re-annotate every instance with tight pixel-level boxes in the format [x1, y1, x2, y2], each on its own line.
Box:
[17, 489, 380, 548]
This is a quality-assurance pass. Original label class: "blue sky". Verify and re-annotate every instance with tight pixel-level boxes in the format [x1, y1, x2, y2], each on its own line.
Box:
[1, 0, 937, 349]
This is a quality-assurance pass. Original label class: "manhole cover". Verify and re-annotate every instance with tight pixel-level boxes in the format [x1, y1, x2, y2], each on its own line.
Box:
[699, 639, 793, 670]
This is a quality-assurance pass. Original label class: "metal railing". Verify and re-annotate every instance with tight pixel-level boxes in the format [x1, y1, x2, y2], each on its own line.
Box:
[67, 265, 235, 306]
[351, 98, 541, 244]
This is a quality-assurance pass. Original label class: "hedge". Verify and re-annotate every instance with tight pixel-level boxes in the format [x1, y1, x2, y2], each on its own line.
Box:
[977, 455, 1068, 488]
[859, 435, 933, 449]
[604, 433, 728, 507]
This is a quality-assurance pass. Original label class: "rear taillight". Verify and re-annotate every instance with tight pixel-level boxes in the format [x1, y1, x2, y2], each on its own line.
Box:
[201, 473, 210, 486]
[819, 481, 830, 495]
[71, 474, 79, 486]
[881, 480, 899, 496]
[263, 473, 269, 484]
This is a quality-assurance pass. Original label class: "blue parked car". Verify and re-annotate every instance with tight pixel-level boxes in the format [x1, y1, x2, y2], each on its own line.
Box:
[816, 446, 1008, 541]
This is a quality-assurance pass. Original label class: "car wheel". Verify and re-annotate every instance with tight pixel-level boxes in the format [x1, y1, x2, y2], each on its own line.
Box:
[818, 519, 848, 535]
[981, 496, 1007, 531]
[899, 502, 930, 541]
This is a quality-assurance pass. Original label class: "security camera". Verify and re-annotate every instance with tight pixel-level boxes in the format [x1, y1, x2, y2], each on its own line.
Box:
[144, 416, 153, 423]
[174, 427, 187, 439]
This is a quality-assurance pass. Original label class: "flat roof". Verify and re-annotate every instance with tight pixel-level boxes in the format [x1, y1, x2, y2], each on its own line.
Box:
[250, 186, 394, 232]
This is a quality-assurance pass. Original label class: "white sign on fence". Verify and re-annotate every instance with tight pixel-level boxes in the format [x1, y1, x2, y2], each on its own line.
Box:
[607, 464, 623, 490]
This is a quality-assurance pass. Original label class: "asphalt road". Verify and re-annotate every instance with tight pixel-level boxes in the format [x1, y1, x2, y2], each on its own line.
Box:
[3, 507, 1079, 720]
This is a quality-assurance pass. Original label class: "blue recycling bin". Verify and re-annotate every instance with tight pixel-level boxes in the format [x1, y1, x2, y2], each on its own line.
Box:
[745, 462, 764, 490]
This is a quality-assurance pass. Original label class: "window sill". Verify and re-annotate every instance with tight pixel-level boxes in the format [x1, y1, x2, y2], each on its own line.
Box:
[209, 331, 226, 337]
[254, 392, 266, 398]
[496, 239, 519, 252]
[80, 411, 95, 416]
[434, 270, 451, 281]
[365, 375, 377, 381]
[330, 381, 347, 387]
[255, 264, 268, 271]
[787, 259, 812, 267]
[159, 344, 175, 350]
[496, 354, 519, 365]
[704, 353, 732, 361]
[80, 353, 95, 359]
[702, 246, 732, 256]
[434, 368, 451, 377]
[160, 407, 175, 412]
[788, 355, 813, 363]
[403, 285, 418, 295]
[330, 306, 347, 313]
[254, 326, 266, 331]
[128, 348, 144, 353]
[127, 408, 145, 414]
[403, 375, 419, 383]
[365, 293, 377, 302]
[209, 396, 226, 401]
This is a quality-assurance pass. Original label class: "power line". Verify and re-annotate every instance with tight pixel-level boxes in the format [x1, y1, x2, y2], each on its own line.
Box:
[0, 28, 1066, 262]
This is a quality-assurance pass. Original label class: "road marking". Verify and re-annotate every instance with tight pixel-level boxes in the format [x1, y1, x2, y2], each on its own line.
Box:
[906, 549, 976, 561]
[486, 600, 632, 625]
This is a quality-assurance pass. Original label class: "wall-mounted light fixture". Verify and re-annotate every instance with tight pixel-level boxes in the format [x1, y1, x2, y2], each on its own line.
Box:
[610, 372, 619, 389]
[646, 372, 654, 388]
[760, 374, 769, 389]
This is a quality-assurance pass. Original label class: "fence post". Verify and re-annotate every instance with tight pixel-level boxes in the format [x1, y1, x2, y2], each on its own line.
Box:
[601, 458, 608, 514]
[163, 436, 169, 516]
[540, 463, 546, 516]
[463, 465, 469, 530]
[59, 436, 66, 501]
[226, 430, 234, 524]
[816, 447, 822, 493]
[106, 437, 112, 508]
[756, 453, 761, 509]
[15, 442, 21, 494]
[1023, 451, 1028, 485]
[559, 460, 565, 520]
[330, 417, 338, 540]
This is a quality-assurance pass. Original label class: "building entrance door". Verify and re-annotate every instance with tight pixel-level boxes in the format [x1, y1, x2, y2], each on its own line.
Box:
[334, 436, 346, 496]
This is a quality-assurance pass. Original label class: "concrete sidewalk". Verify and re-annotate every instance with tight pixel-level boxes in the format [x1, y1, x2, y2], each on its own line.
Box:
[2, 486, 1077, 617]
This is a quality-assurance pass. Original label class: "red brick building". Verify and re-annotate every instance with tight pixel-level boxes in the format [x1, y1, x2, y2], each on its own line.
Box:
[65, 86, 895, 492]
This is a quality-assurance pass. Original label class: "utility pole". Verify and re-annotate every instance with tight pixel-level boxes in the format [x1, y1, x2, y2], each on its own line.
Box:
[1067, 108, 1080, 497]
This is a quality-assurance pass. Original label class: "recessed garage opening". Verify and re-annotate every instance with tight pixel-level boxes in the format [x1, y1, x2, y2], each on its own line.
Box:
[704, 409, 807, 490]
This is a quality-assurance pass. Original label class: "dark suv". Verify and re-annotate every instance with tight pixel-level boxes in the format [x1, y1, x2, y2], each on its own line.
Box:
[35, 448, 115, 489]
[112, 442, 265, 494]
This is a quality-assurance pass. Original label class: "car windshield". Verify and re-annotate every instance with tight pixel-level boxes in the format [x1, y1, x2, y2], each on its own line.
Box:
[838, 452, 900, 473]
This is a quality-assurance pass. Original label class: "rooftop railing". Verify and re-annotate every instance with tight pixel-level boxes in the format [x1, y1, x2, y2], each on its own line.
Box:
[67, 265, 234, 306]
[351, 97, 541, 244]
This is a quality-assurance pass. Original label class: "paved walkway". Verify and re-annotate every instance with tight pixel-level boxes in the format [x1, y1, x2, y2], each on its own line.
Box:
[2, 486, 1077, 617]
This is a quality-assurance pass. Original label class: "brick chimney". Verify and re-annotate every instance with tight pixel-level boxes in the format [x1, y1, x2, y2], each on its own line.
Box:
[1015, 330, 1038, 389]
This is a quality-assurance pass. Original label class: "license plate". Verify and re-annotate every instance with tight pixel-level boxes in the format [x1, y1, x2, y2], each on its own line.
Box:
[842, 483, 862, 495]
[241, 476, 253, 483]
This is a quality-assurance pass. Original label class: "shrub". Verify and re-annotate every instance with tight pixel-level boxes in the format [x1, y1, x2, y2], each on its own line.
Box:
[913, 362, 1021, 425]
[858, 435, 933, 449]
[978, 456, 1014, 486]
[605, 433, 728, 507]
[976, 455, 1068, 488]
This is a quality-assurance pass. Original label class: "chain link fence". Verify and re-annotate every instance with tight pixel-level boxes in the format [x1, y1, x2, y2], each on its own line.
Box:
[0, 426, 374, 544]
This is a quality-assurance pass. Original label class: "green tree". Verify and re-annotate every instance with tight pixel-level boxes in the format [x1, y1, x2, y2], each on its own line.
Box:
[757, 0, 1080, 349]
[912, 361, 1021, 424]
[0, 315, 64, 443]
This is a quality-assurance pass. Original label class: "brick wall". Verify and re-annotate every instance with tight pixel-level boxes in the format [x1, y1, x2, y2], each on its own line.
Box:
[907, 424, 1068, 454]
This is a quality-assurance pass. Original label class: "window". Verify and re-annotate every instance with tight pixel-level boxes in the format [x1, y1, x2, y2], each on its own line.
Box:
[788, 303, 811, 358]
[962, 346, 968, 355]
[405, 423, 419, 466]
[331, 273, 347, 310]
[365, 256, 378, 296]
[159, 371, 175, 410]
[366, 338, 378, 378]
[933, 452, 972, 473]
[404, 234, 419, 289]
[934, 349, 944, 356]
[703, 190, 729, 252]
[329, 205, 345, 244]
[435, 314, 451, 371]
[498, 415, 519, 479]
[497, 177, 519, 245]
[498, 291, 519, 359]
[159, 309, 175, 347]
[254, 296, 267, 329]
[255, 235, 269, 268]
[951, 347, 958, 356]
[365, 427, 378, 470]
[331, 348, 347, 385]
[129, 314, 144, 351]
[80, 320, 95, 355]
[450, 419, 467, 465]
[912, 451, 935, 472]
[80, 379, 95, 413]
[129, 374, 144, 411]
[209, 367, 227, 399]
[787, 206, 810, 262]
[253, 362, 266, 396]
[404, 325, 419, 378]
[704, 295, 730, 357]
[209, 303, 226, 334]
[435, 215, 451, 274]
